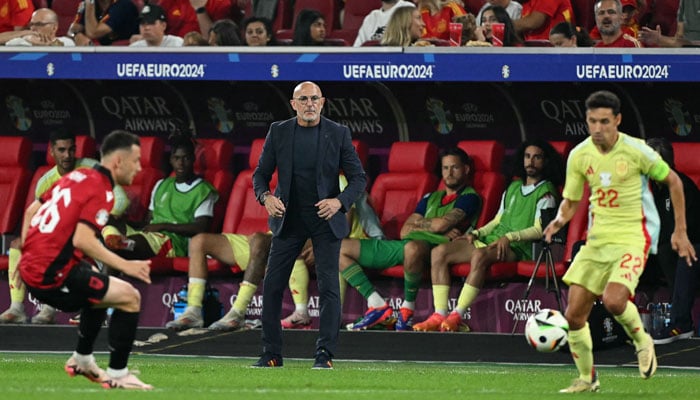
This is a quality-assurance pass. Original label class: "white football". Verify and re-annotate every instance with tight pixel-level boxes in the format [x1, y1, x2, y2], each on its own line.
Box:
[525, 308, 569, 352]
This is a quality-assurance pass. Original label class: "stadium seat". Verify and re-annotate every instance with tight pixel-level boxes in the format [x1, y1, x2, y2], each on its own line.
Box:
[244, 0, 294, 33]
[330, 0, 382, 45]
[0, 137, 32, 272]
[671, 142, 700, 186]
[462, 0, 486, 15]
[571, 0, 597, 31]
[352, 139, 369, 170]
[549, 140, 574, 161]
[368, 141, 438, 278]
[51, 0, 82, 36]
[193, 138, 235, 233]
[172, 139, 276, 276]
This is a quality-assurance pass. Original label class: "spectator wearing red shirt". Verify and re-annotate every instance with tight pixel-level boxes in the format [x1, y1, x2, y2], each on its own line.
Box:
[418, 0, 467, 40]
[514, 0, 575, 41]
[0, 0, 34, 34]
[589, 0, 638, 40]
[151, 0, 231, 38]
[593, 0, 641, 47]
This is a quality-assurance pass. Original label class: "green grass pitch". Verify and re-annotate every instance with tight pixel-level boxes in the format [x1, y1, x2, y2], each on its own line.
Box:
[1, 352, 699, 399]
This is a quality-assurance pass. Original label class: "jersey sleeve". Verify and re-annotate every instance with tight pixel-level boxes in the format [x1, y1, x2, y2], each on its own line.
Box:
[414, 193, 430, 215]
[562, 151, 586, 201]
[77, 175, 113, 231]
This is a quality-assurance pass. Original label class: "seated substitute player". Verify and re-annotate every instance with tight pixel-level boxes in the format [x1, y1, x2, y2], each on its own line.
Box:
[544, 90, 696, 393]
[0, 130, 129, 325]
[341, 147, 481, 331]
[103, 133, 218, 260]
[413, 139, 562, 332]
[19, 130, 153, 389]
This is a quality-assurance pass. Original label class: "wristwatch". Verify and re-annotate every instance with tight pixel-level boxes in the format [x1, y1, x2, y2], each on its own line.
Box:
[259, 191, 271, 205]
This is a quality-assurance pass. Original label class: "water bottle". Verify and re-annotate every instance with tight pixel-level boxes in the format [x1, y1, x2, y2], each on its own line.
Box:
[172, 286, 188, 320]
[664, 303, 672, 329]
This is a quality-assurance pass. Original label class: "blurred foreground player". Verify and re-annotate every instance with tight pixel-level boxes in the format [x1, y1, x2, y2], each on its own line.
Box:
[19, 130, 154, 390]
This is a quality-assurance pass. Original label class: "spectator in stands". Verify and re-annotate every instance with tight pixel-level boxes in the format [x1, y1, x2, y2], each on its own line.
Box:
[638, 0, 699, 47]
[353, 0, 415, 47]
[0, 0, 33, 35]
[593, 0, 641, 47]
[645, 138, 700, 345]
[3, 8, 75, 47]
[549, 21, 593, 47]
[381, 6, 430, 46]
[149, 0, 231, 39]
[67, 0, 139, 46]
[475, 0, 522, 26]
[513, 0, 575, 41]
[251, 81, 366, 369]
[208, 18, 241, 45]
[129, 5, 183, 47]
[20, 130, 153, 390]
[0, 130, 129, 325]
[292, 9, 326, 45]
[183, 30, 209, 45]
[413, 140, 561, 332]
[474, 5, 522, 46]
[418, 0, 467, 40]
[103, 132, 218, 260]
[342, 147, 481, 331]
[242, 16, 276, 46]
[589, 0, 638, 40]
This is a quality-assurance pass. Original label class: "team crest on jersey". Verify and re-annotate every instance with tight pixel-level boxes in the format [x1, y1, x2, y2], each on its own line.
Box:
[599, 172, 612, 187]
[615, 160, 628, 177]
[95, 209, 110, 226]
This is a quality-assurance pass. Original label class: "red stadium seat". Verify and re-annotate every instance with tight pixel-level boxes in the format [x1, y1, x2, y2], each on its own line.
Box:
[330, 0, 382, 45]
[193, 138, 235, 233]
[369, 141, 439, 278]
[549, 140, 574, 161]
[462, 0, 486, 15]
[276, 0, 342, 40]
[172, 139, 276, 275]
[571, 0, 597, 31]
[244, 0, 294, 33]
[671, 142, 700, 187]
[51, 0, 82, 37]
[123, 136, 165, 224]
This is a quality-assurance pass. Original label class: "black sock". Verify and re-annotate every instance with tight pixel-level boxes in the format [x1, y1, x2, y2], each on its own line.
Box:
[108, 310, 140, 370]
[76, 308, 107, 355]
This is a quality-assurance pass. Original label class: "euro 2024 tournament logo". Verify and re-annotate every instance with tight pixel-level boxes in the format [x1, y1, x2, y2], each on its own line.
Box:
[426, 97, 454, 135]
[6, 95, 32, 131]
[664, 98, 692, 137]
[207, 97, 234, 133]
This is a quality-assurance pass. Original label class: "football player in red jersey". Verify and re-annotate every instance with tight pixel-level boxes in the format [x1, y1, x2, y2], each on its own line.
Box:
[19, 130, 154, 390]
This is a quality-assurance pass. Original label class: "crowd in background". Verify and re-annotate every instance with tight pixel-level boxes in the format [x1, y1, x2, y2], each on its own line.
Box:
[0, 0, 698, 48]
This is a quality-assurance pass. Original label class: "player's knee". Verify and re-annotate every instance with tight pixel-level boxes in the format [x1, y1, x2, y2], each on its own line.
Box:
[122, 285, 142, 312]
[188, 233, 206, 253]
[431, 245, 448, 266]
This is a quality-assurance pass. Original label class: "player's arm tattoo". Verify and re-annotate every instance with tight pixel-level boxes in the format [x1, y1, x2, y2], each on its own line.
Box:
[412, 208, 467, 233]
[441, 208, 467, 230]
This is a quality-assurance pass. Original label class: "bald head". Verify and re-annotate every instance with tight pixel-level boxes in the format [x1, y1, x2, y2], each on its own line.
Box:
[290, 81, 325, 127]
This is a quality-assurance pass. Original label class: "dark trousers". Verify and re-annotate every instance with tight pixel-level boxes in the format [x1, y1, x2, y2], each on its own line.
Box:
[261, 211, 342, 356]
[671, 243, 700, 330]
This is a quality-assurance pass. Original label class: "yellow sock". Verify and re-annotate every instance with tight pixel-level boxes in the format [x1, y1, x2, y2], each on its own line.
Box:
[433, 284, 450, 315]
[288, 259, 309, 307]
[568, 323, 595, 382]
[456, 284, 480, 314]
[614, 300, 649, 349]
[232, 281, 257, 315]
[101, 225, 121, 239]
[8, 248, 25, 304]
[187, 279, 206, 308]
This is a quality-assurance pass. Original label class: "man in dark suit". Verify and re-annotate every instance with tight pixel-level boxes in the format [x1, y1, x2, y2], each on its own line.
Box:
[252, 81, 366, 369]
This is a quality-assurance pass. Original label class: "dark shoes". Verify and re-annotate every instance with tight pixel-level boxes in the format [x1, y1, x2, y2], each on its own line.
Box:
[312, 348, 333, 369]
[251, 352, 283, 368]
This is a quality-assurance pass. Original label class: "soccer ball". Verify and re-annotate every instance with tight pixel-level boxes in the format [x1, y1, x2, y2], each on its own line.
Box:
[524, 309, 569, 352]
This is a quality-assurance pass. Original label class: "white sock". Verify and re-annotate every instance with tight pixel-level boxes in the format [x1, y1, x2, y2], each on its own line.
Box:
[294, 303, 308, 315]
[72, 352, 94, 365]
[107, 367, 128, 378]
[367, 292, 386, 309]
[402, 301, 415, 311]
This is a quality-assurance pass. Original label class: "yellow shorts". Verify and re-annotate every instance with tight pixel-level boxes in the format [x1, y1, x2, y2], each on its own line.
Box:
[133, 231, 175, 258]
[563, 242, 648, 296]
[222, 233, 251, 271]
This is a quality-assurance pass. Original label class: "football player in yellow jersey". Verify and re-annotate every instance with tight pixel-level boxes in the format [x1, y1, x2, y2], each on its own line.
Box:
[544, 90, 697, 393]
[0, 130, 128, 325]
